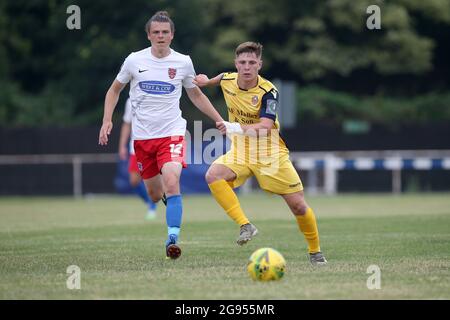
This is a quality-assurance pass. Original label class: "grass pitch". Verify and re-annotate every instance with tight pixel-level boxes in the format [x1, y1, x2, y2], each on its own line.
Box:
[0, 193, 449, 299]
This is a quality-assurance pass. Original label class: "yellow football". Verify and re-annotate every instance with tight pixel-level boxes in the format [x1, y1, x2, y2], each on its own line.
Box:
[247, 248, 286, 281]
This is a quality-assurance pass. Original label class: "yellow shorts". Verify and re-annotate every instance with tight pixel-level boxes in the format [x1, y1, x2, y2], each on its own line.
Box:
[213, 150, 303, 195]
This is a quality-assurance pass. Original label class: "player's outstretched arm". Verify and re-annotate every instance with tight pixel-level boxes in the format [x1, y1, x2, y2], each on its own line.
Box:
[185, 86, 224, 123]
[99, 80, 126, 145]
[193, 73, 223, 87]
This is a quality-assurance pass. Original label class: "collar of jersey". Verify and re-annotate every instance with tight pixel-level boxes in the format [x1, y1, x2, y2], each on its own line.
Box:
[237, 75, 261, 91]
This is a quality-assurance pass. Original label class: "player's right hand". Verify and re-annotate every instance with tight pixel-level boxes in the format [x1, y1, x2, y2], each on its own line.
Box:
[193, 74, 210, 87]
[216, 121, 227, 135]
[119, 145, 128, 160]
[99, 121, 113, 145]
[217, 121, 243, 135]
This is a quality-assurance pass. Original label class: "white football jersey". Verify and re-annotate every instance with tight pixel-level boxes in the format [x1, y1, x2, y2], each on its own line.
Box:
[122, 98, 135, 155]
[116, 47, 196, 140]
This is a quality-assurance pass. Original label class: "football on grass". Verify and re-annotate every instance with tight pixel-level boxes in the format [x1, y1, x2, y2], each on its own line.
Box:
[247, 248, 286, 281]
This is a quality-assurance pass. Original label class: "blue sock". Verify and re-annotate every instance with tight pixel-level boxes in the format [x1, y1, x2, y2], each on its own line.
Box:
[166, 195, 182, 239]
[134, 181, 152, 206]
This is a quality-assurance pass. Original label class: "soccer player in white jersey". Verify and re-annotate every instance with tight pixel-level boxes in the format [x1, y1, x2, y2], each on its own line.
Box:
[99, 11, 223, 259]
[119, 98, 158, 220]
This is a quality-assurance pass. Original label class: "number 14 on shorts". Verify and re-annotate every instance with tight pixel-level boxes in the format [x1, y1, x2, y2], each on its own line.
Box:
[170, 143, 182, 158]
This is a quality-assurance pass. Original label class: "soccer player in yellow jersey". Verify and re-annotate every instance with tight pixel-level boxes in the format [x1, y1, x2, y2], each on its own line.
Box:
[193, 42, 327, 265]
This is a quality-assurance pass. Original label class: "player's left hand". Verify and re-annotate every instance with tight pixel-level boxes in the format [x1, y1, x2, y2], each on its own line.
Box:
[193, 74, 210, 87]
[99, 121, 113, 145]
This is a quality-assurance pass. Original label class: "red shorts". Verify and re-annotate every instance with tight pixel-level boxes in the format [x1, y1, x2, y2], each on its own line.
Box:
[134, 136, 187, 179]
[128, 154, 139, 174]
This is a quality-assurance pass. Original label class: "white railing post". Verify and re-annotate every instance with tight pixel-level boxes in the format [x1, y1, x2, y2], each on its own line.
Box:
[307, 168, 319, 195]
[324, 153, 338, 195]
[385, 157, 402, 194]
[73, 156, 82, 198]
[392, 169, 402, 194]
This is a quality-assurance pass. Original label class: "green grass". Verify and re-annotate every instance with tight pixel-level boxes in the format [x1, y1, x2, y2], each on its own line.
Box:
[1, 193, 449, 299]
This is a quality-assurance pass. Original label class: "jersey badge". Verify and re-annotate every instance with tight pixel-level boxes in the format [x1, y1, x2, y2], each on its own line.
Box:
[251, 95, 259, 106]
[168, 68, 177, 79]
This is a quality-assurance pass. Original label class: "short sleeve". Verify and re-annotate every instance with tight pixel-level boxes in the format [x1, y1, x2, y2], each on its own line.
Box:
[219, 72, 231, 88]
[259, 89, 279, 121]
[182, 56, 196, 89]
[122, 99, 132, 123]
[116, 55, 132, 84]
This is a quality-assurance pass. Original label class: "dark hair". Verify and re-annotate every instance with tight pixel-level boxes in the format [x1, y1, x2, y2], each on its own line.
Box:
[235, 42, 263, 58]
[145, 11, 175, 34]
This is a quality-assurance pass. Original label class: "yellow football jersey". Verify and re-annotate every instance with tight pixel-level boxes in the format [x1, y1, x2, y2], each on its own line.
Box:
[220, 72, 288, 164]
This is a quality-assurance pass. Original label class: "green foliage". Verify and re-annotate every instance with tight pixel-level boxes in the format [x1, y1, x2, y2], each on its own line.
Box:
[219, 0, 444, 80]
[0, 82, 76, 126]
[298, 86, 450, 125]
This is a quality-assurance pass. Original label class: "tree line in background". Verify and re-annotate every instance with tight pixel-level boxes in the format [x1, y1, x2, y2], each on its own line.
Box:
[0, 0, 449, 127]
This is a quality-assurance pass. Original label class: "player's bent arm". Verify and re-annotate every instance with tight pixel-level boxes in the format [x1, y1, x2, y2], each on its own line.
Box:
[185, 86, 224, 123]
[103, 80, 126, 123]
[193, 73, 223, 87]
[118, 122, 131, 160]
[99, 80, 127, 145]
[241, 118, 275, 137]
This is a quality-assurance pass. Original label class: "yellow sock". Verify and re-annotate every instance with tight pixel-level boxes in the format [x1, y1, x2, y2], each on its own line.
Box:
[296, 207, 321, 253]
[208, 179, 249, 226]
